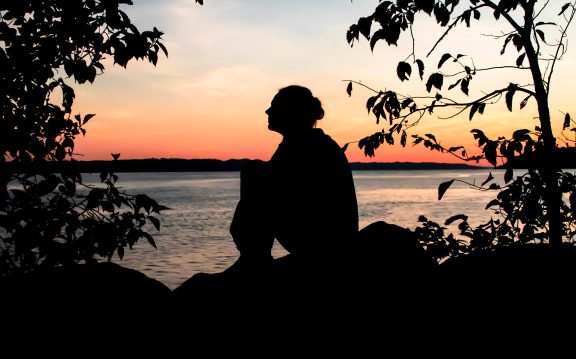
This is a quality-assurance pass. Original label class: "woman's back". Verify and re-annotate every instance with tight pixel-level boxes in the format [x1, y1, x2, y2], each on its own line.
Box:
[269, 128, 358, 255]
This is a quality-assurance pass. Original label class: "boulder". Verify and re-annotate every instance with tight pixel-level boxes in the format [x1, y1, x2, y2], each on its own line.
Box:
[1, 262, 172, 337]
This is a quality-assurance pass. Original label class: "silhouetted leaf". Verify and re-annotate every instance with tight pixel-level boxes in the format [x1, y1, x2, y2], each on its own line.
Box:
[488, 183, 501, 190]
[358, 16, 372, 40]
[433, 3, 450, 26]
[101, 201, 114, 213]
[438, 180, 454, 200]
[342, 143, 349, 152]
[448, 146, 463, 153]
[520, 94, 531, 109]
[62, 137, 74, 150]
[148, 216, 160, 231]
[112, 153, 121, 160]
[416, 59, 425, 80]
[428, 100, 436, 114]
[485, 199, 500, 210]
[401, 98, 414, 108]
[461, 9, 471, 27]
[86, 188, 104, 209]
[401, 131, 407, 147]
[143, 232, 157, 249]
[347, 24, 359, 45]
[535, 22, 556, 27]
[157, 42, 168, 58]
[535, 29, 546, 43]
[473, 9, 480, 20]
[478, 103, 486, 114]
[501, 34, 514, 55]
[55, 145, 66, 161]
[370, 29, 390, 51]
[438, 53, 451, 69]
[382, 25, 401, 46]
[417, 0, 435, 14]
[448, 79, 461, 90]
[461, 79, 469, 95]
[564, 113, 571, 129]
[135, 194, 155, 214]
[346, 82, 353, 96]
[64, 180, 76, 195]
[469, 103, 479, 121]
[494, 9, 501, 20]
[445, 214, 468, 225]
[61, 83, 75, 112]
[384, 133, 394, 145]
[426, 73, 443, 92]
[372, 100, 385, 124]
[366, 95, 378, 113]
[504, 168, 513, 183]
[511, 34, 523, 51]
[559, 3, 570, 16]
[505, 84, 517, 111]
[153, 204, 171, 212]
[484, 142, 498, 166]
[83, 114, 95, 125]
[482, 172, 494, 186]
[516, 53, 525, 67]
[196, 0, 203, 4]
[512, 129, 531, 141]
[35, 175, 61, 197]
[397, 61, 412, 81]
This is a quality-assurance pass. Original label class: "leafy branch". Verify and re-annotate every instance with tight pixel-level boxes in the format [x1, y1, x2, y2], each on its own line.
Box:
[346, 0, 576, 251]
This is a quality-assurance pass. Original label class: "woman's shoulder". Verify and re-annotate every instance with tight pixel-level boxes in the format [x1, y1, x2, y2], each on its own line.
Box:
[314, 129, 348, 154]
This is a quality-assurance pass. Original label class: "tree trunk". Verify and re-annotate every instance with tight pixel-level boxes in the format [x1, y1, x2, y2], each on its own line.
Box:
[524, 32, 563, 246]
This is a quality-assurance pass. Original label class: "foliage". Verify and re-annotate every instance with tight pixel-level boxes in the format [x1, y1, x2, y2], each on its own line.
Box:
[0, 0, 204, 276]
[346, 0, 576, 261]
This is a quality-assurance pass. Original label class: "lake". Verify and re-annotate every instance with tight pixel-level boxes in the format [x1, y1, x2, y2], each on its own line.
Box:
[95, 169, 503, 289]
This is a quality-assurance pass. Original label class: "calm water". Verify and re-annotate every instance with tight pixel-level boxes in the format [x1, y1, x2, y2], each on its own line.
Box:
[96, 169, 502, 289]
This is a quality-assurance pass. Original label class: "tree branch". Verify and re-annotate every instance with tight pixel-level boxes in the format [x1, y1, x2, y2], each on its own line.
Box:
[481, 0, 523, 33]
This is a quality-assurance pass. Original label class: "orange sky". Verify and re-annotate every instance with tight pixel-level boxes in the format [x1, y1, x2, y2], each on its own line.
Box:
[71, 1, 576, 164]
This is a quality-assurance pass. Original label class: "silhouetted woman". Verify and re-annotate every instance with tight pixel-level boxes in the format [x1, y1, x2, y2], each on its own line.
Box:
[228, 85, 359, 273]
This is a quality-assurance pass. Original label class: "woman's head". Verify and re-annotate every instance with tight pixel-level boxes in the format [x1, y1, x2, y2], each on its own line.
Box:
[266, 85, 324, 135]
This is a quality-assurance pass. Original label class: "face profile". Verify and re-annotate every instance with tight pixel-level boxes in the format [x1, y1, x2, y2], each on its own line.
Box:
[265, 94, 290, 134]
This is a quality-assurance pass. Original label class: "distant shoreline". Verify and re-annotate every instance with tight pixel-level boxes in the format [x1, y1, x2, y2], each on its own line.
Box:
[6, 158, 489, 173]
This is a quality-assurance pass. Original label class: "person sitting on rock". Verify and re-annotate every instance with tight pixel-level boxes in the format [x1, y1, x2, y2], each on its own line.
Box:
[177, 85, 359, 298]
[228, 85, 359, 275]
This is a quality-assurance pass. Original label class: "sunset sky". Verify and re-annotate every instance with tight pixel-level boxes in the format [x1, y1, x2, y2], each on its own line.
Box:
[72, 0, 576, 163]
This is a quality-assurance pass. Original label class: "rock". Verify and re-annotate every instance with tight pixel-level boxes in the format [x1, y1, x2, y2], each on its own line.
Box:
[437, 243, 576, 339]
[171, 220, 439, 327]
[440, 243, 576, 302]
[1, 262, 172, 336]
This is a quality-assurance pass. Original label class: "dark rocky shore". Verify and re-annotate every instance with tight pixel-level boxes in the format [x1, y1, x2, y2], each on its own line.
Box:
[3, 221, 575, 351]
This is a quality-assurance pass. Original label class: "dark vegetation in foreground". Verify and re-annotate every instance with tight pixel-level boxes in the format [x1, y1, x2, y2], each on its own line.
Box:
[3, 221, 574, 346]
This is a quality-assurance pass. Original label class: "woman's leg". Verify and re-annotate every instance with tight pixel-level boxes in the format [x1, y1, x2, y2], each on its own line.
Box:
[229, 160, 275, 265]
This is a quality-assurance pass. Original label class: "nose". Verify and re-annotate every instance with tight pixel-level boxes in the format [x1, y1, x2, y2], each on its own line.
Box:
[265, 107, 271, 115]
